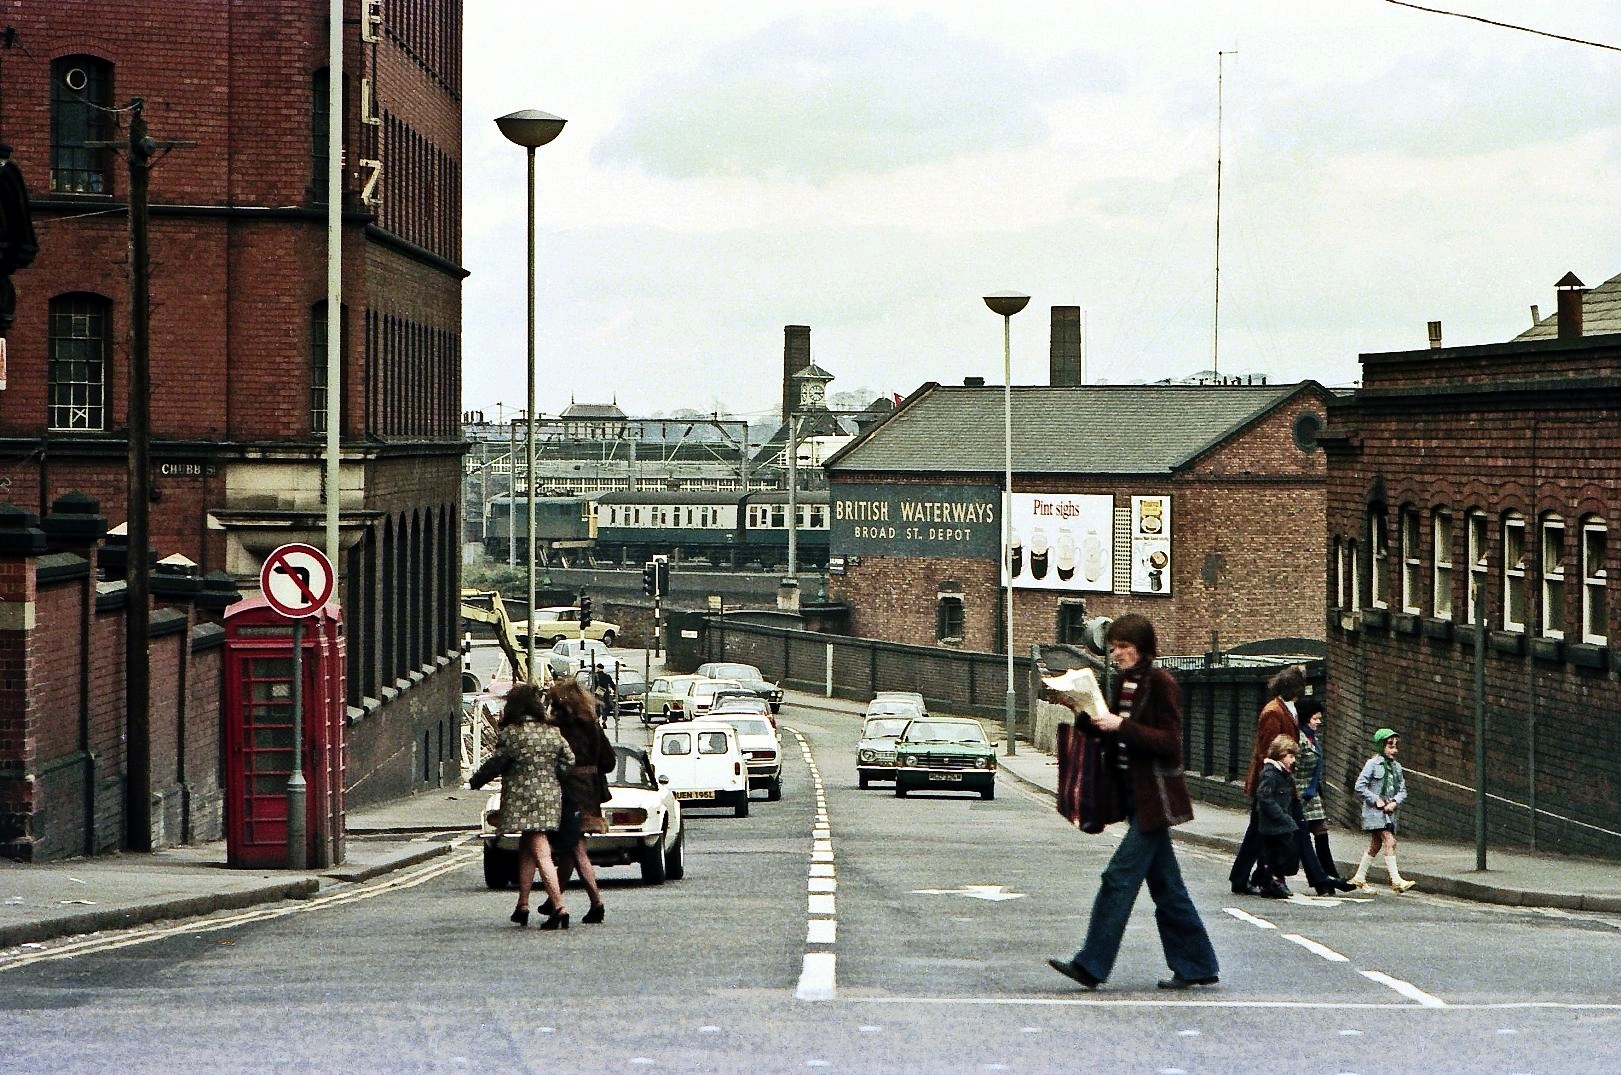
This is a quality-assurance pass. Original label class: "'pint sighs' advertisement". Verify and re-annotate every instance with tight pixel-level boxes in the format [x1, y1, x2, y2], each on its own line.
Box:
[1007, 493, 1113, 592]
[1129, 494, 1172, 595]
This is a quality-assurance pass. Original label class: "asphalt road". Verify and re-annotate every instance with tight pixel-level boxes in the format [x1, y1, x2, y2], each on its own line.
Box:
[3, 698, 1619, 1074]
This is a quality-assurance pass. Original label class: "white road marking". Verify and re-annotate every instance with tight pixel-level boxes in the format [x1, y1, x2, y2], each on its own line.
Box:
[797, 952, 837, 1001]
[1222, 906, 1277, 929]
[790, 726, 838, 1002]
[852, 997, 1621, 1011]
[809, 877, 837, 893]
[807, 920, 836, 944]
[1360, 969, 1447, 1007]
[911, 884, 1025, 901]
[1282, 933, 1350, 962]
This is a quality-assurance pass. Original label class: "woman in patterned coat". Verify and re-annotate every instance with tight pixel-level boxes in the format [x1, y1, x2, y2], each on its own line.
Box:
[493, 683, 575, 928]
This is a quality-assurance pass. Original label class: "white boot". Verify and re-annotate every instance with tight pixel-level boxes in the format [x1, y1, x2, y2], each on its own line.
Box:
[1350, 852, 1376, 890]
[1386, 853, 1416, 892]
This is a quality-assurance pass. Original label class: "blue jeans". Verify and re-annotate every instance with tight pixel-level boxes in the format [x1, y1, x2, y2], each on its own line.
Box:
[1073, 815, 1220, 982]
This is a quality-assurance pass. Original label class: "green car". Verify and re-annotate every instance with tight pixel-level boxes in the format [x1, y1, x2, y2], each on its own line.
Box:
[893, 717, 996, 800]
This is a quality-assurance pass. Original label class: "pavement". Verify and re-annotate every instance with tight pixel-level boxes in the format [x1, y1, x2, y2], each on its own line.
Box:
[5, 689, 1619, 956]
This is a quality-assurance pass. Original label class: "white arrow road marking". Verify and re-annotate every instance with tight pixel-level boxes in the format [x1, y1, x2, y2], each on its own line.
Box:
[911, 884, 1027, 902]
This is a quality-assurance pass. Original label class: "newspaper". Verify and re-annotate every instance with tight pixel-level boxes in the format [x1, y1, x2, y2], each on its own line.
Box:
[1041, 667, 1108, 720]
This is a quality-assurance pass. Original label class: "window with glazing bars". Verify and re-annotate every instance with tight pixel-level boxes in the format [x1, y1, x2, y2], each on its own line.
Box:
[1400, 507, 1422, 613]
[48, 294, 109, 431]
[1540, 515, 1566, 639]
[1503, 512, 1528, 631]
[51, 57, 113, 195]
[310, 302, 328, 434]
[1582, 519, 1608, 645]
[936, 595, 965, 641]
[1368, 508, 1389, 609]
[1432, 510, 1454, 619]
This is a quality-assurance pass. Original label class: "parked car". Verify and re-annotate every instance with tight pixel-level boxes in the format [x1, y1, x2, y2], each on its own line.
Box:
[893, 717, 996, 800]
[695, 661, 784, 713]
[856, 713, 915, 788]
[651, 720, 750, 817]
[524, 605, 620, 646]
[686, 677, 745, 720]
[643, 673, 710, 724]
[544, 638, 614, 681]
[479, 744, 685, 887]
[613, 665, 648, 720]
[711, 713, 783, 800]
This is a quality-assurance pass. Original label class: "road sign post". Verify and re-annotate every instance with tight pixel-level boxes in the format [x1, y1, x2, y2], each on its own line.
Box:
[259, 543, 334, 870]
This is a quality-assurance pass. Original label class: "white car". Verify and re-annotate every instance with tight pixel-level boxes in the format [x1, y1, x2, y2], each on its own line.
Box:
[651, 720, 750, 817]
[525, 605, 620, 646]
[686, 677, 745, 719]
[479, 744, 685, 886]
[711, 713, 783, 801]
[544, 638, 614, 681]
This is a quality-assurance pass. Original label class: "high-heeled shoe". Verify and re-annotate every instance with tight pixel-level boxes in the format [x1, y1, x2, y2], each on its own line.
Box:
[582, 903, 606, 924]
[539, 909, 570, 930]
[509, 907, 530, 927]
[537, 899, 556, 917]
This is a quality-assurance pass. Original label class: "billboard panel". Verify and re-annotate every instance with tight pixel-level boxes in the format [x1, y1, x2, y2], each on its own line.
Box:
[1008, 492, 1113, 592]
[1129, 494, 1172, 594]
[830, 482, 1001, 559]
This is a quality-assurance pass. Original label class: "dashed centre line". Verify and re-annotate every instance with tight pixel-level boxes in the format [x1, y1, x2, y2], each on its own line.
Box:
[1227, 905, 1446, 1006]
[791, 728, 837, 1002]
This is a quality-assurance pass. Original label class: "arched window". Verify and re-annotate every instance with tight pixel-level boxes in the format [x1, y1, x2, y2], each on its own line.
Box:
[1580, 516, 1608, 645]
[51, 56, 114, 194]
[1539, 513, 1567, 639]
[1366, 505, 1389, 610]
[1432, 509, 1454, 619]
[48, 293, 111, 431]
[1400, 505, 1422, 614]
[1502, 511, 1528, 632]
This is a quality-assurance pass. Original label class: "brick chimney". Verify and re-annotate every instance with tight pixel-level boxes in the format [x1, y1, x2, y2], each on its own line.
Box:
[1050, 306, 1081, 386]
[782, 325, 811, 424]
[1556, 272, 1587, 339]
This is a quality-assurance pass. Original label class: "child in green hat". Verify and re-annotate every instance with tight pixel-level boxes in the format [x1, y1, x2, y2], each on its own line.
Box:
[1349, 728, 1416, 892]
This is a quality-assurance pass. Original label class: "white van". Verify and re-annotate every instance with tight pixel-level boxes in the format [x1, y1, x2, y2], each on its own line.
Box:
[651, 720, 750, 818]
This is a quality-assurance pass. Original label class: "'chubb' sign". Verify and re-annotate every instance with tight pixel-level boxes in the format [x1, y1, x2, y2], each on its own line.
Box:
[830, 482, 1000, 559]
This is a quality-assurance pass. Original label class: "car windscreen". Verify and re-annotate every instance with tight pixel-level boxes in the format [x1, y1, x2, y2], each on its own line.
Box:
[610, 749, 654, 788]
[902, 721, 988, 745]
[725, 718, 773, 736]
[866, 702, 921, 718]
[863, 718, 910, 738]
[708, 664, 758, 679]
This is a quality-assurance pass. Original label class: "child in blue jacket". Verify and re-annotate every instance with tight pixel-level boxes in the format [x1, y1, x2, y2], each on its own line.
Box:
[1350, 728, 1417, 893]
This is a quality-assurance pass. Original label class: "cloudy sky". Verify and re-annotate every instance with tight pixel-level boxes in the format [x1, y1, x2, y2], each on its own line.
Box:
[460, 1, 1621, 423]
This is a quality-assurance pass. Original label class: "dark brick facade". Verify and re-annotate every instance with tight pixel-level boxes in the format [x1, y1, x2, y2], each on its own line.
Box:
[0, 3, 466, 844]
[1323, 330, 1621, 860]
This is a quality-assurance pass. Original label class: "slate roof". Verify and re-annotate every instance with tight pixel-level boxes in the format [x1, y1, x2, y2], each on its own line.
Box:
[824, 382, 1320, 476]
[1516, 271, 1621, 340]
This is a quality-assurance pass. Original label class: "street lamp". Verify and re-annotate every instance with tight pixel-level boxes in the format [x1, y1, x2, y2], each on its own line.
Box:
[984, 291, 1029, 757]
[496, 108, 566, 684]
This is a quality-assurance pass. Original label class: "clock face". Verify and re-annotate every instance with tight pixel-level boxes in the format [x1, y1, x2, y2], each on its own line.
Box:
[801, 381, 825, 406]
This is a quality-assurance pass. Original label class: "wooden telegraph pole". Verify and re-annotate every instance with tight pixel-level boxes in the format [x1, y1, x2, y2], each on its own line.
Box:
[91, 99, 192, 851]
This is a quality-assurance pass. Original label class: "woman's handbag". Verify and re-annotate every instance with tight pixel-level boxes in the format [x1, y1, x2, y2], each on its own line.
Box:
[1055, 722, 1126, 834]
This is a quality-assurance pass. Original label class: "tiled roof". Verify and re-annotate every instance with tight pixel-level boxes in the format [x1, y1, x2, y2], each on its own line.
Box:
[1516, 271, 1621, 340]
[825, 382, 1318, 475]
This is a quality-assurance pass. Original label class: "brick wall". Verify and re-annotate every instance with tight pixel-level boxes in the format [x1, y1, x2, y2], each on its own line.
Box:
[1325, 334, 1621, 859]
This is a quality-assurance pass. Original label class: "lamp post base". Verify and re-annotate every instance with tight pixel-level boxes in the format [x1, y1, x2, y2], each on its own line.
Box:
[777, 577, 801, 612]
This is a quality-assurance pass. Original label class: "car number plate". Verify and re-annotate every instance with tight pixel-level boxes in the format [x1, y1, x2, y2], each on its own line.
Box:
[930, 772, 963, 781]
[674, 790, 714, 801]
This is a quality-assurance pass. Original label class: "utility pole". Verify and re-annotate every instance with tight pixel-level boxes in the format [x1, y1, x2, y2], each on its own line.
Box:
[91, 99, 193, 852]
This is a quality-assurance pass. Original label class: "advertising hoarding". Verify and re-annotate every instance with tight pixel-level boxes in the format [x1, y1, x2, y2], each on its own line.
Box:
[830, 482, 1001, 559]
[1008, 492, 1113, 592]
[1129, 494, 1172, 594]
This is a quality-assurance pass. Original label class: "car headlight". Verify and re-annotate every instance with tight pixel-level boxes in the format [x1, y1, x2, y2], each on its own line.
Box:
[975, 757, 991, 769]
[858, 748, 875, 763]
[902, 755, 919, 767]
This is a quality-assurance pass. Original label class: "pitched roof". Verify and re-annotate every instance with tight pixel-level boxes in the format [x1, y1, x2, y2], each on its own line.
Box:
[824, 382, 1319, 475]
[1516, 271, 1621, 340]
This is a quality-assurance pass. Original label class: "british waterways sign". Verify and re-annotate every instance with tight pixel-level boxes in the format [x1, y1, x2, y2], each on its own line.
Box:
[830, 482, 1001, 559]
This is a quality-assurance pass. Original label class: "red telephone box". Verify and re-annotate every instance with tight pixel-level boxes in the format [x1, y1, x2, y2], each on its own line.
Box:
[223, 595, 347, 868]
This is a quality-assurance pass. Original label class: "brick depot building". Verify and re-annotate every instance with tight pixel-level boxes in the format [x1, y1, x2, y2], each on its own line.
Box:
[0, 2, 467, 844]
[823, 380, 1334, 658]
[1322, 274, 1621, 860]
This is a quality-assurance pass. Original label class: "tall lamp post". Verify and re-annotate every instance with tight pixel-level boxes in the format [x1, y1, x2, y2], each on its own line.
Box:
[984, 292, 1029, 757]
[496, 109, 566, 683]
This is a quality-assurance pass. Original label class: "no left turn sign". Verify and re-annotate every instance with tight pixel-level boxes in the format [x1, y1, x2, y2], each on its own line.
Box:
[260, 542, 335, 619]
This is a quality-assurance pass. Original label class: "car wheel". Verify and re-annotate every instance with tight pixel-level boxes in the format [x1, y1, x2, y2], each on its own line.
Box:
[482, 845, 512, 890]
[663, 827, 686, 880]
[733, 792, 750, 819]
[767, 775, 782, 802]
[600, 630, 616, 646]
[858, 773, 870, 789]
[641, 827, 669, 885]
[895, 783, 908, 798]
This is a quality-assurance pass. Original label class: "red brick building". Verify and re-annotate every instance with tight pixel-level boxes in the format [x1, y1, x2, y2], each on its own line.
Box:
[825, 380, 1333, 659]
[1322, 275, 1621, 859]
[0, 1, 466, 846]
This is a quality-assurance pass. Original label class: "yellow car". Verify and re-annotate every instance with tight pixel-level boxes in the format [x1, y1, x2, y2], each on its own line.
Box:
[525, 605, 620, 645]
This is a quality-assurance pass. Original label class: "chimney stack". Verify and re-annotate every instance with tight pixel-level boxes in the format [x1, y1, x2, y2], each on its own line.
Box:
[1049, 306, 1082, 386]
[1426, 321, 1442, 349]
[782, 325, 811, 423]
[1530, 304, 1540, 327]
[1556, 272, 1587, 340]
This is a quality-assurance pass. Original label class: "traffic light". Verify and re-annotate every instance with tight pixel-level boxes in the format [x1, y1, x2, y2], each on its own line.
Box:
[579, 593, 593, 629]
[653, 555, 670, 598]
[642, 561, 656, 596]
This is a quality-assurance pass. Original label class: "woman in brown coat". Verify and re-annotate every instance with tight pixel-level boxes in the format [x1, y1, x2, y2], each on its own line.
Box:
[544, 678, 614, 924]
[482, 683, 574, 929]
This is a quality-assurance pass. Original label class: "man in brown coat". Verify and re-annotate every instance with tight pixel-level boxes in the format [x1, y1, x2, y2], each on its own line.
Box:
[1227, 665, 1306, 895]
